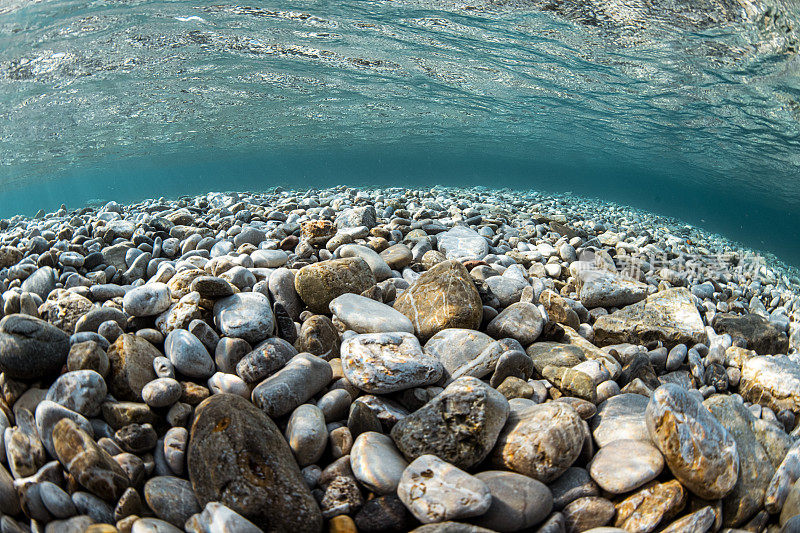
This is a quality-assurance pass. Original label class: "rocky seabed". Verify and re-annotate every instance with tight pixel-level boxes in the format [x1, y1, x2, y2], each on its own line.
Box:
[0, 186, 798, 533]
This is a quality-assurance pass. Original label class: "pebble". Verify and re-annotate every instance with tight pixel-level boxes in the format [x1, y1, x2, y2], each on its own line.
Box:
[646, 383, 739, 499]
[123, 283, 172, 317]
[588, 439, 664, 494]
[212, 292, 276, 345]
[46, 369, 107, 417]
[251, 353, 333, 418]
[486, 302, 545, 345]
[187, 394, 322, 532]
[141, 378, 182, 408]
[285, 403, 328, 466]
[294, 257, 376, 314]
[0, 314, 70, 379]
[472, 471, 553, 532]
[341, 332, 442, 393]
[330, 293, 414, 333]
[143, 476, 200, 527]
[164, 329, 215, 379]
[185, 501, 263, 533]
[397, 454, 492, 524]
[350, 431, 409, 494]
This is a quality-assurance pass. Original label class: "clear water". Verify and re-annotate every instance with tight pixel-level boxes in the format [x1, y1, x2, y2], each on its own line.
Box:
[2, 0, 800, 263]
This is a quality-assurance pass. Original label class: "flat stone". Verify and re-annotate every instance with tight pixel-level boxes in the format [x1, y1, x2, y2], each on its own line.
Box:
[341, 332, 442, 393]
[593, 288, 706, 348]
[106, 334, 160, 401]
[646, 383, 739, 499]
[251, 353, 332, 418]
[397, 455, 491, 524]
[713, 313, 789, 355]
[590, 393, 650, 447]
[0, 314, 70, 379]
[123, 283, 172, 317]
[141, 378, 182, 408]
[471, 471, 553, 532]
[330, 293, 413, 334]
[492, 402, 584, 482]
[588, 439, 664, 494]
[394, 261, 483, 341]
[660, 506, 716, 533]
[391, 376, 509, 469]
[424, 328, 504, 383]
[549, 467, 599, 510]
[380, 244, 413, 270]
[212, 292, 275, 345]
[295, 258, 376, 314]
[22, 266, 57, 299]
[164, 329, 215, 379]
[188, 393, 322, 532]
[741, 355, 800, 416]
[562, 496, 615, 532]
[437, 226, 489, 262]
[486, 302, 544, 346]
[614, 480, 686, 533]
[351, 431, 409, 494]
[144, 476, 200, 527]
[338, 244, 392, 281]
[577, 267, 648, 309]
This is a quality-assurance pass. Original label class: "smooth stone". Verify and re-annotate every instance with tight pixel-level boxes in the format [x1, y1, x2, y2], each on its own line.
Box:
[486, 302, 545, 346]
[380, 243, 413, 269]
[72, 491, 115, 524]
[549, 467, 599, 510]
[330, 293, 414, 334]
[143, 476, 200, 527]
[212, 292, 276, 345]
[766, 440, 800, 514]
[492, 402, 584, 483]
[268, 268, 302, 320]
[141, 378, 182, 408]
[341, 332, 442, 393]
[424, 328, 504, 383]
[106, 334, 161, 401]
[131, 518, 184, 533]
[39, 481, 77, 518]
[705, 393, 776, 526]
[207, 372, 249, 397]
[741, 355, 800, 416]
[187, 393, 323, 532]
[285, 404, 328, 466]
[576, 267, 648, 309]
[338, 244, 392, 281]
[235, 337, 297, 384]
[350, 431, 409, 494]
[44, 516, 95, 532]
[471, 471, 553, 532]
[590, 393, 650, 447]
[52, 418, 129, 501]
[185, 501, 263, 533]
[437, 226, 489, 262]
[489, 350, 534, 388]
[397, 455, 492, 524]
[659, 506, 717, 533]
[294, 258, 376, 314]
[394, 261, 483, 341]
[190, 276, 235, 299]
[318, 388, 353, 422]
[588, 439, 664, 494]
[296, 315, 340, 359]
[75, 306, 127, 334]
[562, 497, 615, 532]
[0, 464, 20, 515]
[46, 370, 107, 417]
[251, 353, 332, 418]
[123, 283, 172, 317]
[164, 329, 215, 379]
[646, 383, 739, 499]
[0, 314, 70, 379]
[391, 376, 509, 469]
[67, 341, 110, 376]
[22, 266, 56, 299]
[214, 337, 252, 374]
[163, 427, 188, 475]
[593, 288, 707, 348]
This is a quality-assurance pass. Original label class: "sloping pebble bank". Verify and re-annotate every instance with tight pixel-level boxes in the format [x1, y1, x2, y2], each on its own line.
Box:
[0, 185, 798, 533]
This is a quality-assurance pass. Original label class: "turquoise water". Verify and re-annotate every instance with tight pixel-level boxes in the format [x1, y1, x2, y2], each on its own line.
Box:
[2, 0, 800, 262]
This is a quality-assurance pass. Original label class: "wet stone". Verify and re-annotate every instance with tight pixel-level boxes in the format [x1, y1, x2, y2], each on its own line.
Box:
[0, 314, 70, 379]
[588, 439, 664, 494]
[144, 476, 200, 527]
[187, 393, 323, 532]
[212, 292, 275, 345]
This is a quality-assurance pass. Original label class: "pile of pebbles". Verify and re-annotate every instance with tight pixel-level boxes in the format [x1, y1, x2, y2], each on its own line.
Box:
[0, 185, 799, 533]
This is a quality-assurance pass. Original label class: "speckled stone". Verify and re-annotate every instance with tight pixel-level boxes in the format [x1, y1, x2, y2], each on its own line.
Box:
[187, 393, 323, 532]
[294, 257, 376, 314]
